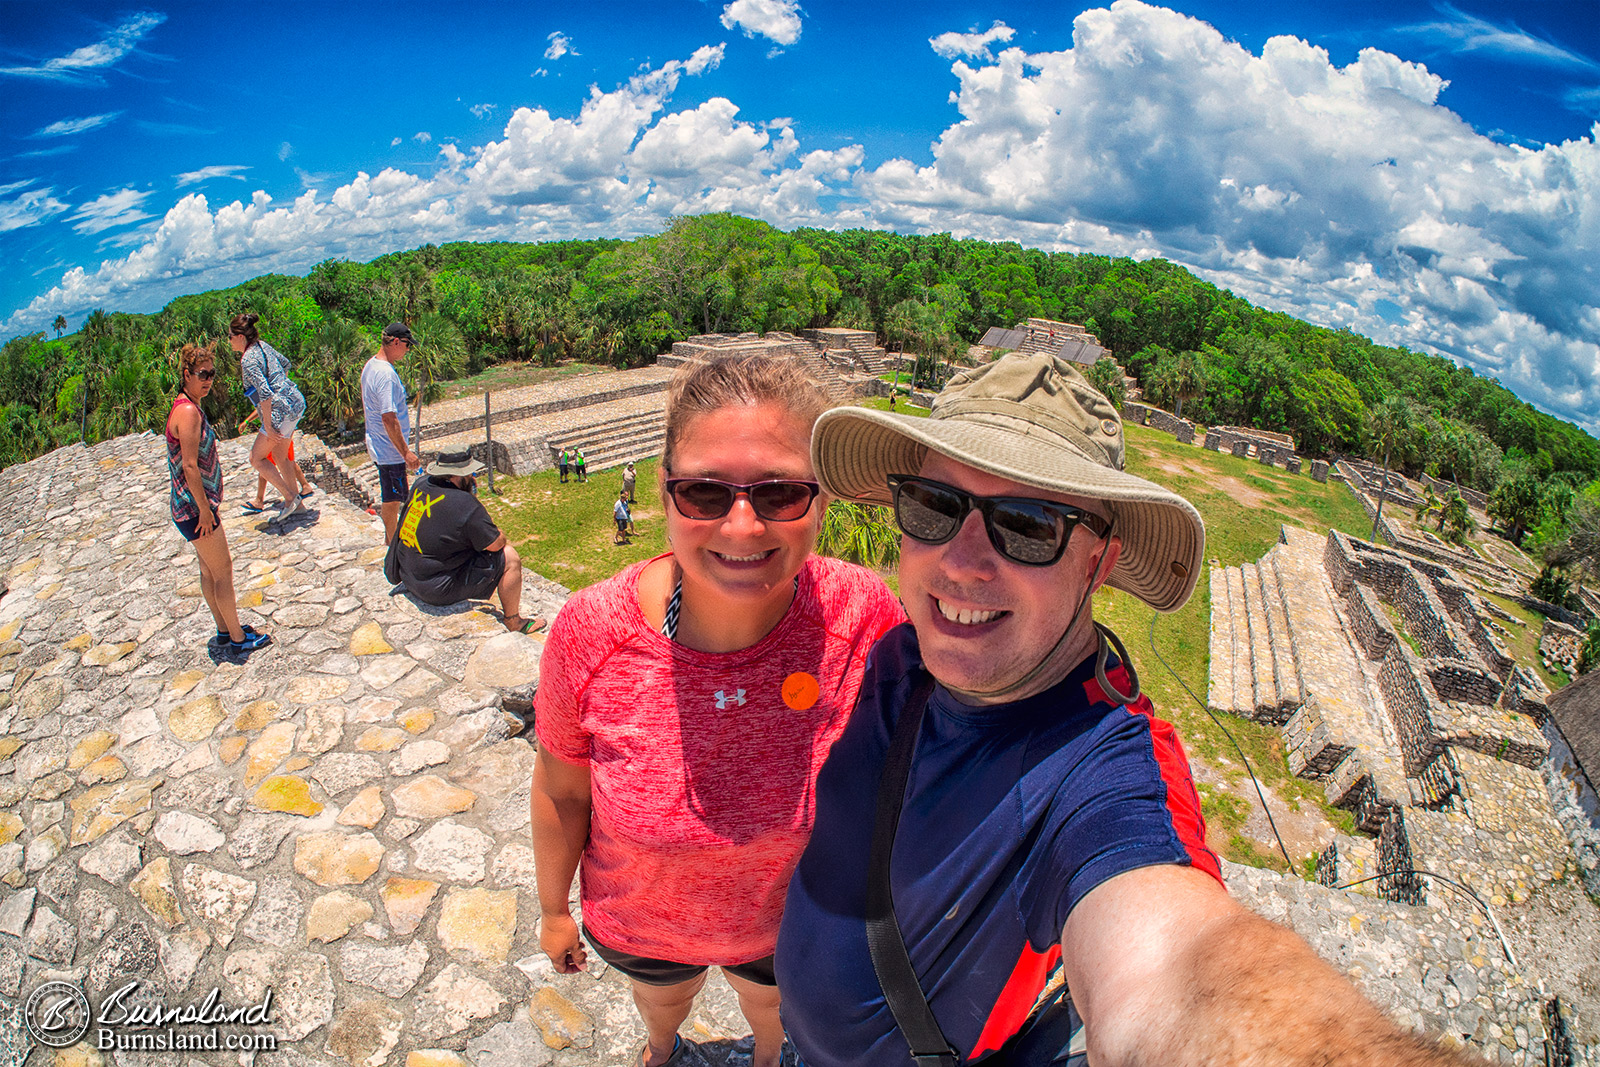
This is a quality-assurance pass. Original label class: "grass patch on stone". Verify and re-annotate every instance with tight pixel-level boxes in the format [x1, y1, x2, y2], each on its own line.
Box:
[1483, 592, 1570, 691]
[1380, 599, 1426, 658]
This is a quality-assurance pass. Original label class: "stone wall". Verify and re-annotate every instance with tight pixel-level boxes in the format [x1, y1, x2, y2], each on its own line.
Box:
[1421, 472, 1489, 512]
[1377, 810, 1427, 904]
[1378, 643, 1444, 775]
[1204, 425, 1299, 465]
[1500, 666, 1550, 727]
[1348, 583, 1397, 660]
[1393, 567, 1475, 663]
[1426, 658, 1504, 706]
[1122, 401, 1195, 444]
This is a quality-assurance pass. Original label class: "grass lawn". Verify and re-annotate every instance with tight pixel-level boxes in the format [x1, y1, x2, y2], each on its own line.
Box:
[1483, 591, 1569, 691]
[479, 407, 1447, 870]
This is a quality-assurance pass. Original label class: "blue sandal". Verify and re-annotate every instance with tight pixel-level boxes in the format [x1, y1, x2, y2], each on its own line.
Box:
[241, 501, 268, 515]
[226, 631, 272, 654]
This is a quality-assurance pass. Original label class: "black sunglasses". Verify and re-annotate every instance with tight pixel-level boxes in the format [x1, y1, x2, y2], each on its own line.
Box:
[194, 369, 216, 381]
[888, 474, 1111, 566]
[665, 478, 821, 522]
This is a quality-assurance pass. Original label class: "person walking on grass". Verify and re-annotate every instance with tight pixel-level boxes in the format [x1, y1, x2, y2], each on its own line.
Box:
[363, 322, 422, 544]
[559, 447, 570, 484]
[230, 312, 308, 525]
[622, 461, 637, 504]
[166, 343, 270, 656]
[238, 406, 314, 514]
[613, 490, 632, 544]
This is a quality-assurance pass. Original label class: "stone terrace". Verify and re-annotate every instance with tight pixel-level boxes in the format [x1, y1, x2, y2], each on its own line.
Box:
[0, 434, 1593, 1064]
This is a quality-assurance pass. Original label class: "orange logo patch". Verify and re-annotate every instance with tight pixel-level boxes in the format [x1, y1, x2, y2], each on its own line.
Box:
[782, 671, 820, 711]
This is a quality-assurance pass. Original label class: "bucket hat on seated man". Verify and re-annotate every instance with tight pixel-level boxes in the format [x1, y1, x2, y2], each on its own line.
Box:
[811, 350, 1204, 613]
[426, 450, 486, 478]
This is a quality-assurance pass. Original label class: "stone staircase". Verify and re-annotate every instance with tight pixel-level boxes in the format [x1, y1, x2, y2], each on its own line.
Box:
[1209, 525, 1578, 914]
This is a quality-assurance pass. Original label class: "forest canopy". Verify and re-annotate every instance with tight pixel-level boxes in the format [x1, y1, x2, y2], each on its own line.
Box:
[3, 213, 1594, 495]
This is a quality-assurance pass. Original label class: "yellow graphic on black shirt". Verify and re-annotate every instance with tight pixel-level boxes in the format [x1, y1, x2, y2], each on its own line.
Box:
[399, 491, 445, 551]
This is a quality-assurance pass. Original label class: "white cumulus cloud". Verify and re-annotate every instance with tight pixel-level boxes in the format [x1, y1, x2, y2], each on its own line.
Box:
[929, 21, 1016, 61]
[69, 188, 154, 235]
[858, 0, 1600, 430]
[31, 113, 122, 138]
[720, 0, 802, 47]
[175, 165, 250, 187]
[470, 103, 497, 119]
[413, 131, 433, 145]
[545, 32, 574, 61]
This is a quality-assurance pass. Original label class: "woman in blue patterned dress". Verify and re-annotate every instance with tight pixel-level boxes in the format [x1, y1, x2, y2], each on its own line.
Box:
[166, 343, 270, 654]
[230, 312, 308, 523]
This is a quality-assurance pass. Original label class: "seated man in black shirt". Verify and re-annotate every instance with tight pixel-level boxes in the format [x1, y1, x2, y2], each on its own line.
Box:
[391, 450, 546, 633]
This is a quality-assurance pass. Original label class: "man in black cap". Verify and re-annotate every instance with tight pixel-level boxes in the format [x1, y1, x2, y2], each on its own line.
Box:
[363, 322, 423, 544]
[388, 450, 545, 634]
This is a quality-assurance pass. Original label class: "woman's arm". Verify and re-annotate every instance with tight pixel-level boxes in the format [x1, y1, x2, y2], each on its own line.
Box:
[531, 744, 593, 972]
[175, 404, 216, 536]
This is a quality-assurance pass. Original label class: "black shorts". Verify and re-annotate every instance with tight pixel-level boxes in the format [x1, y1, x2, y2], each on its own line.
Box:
[377, 463, 408, 503]
[583, 925, 776, 987]
[174, 513, 221, 542]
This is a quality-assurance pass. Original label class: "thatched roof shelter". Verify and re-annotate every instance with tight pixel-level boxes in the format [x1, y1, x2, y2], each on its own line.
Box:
[1545, 668, 1600, 794]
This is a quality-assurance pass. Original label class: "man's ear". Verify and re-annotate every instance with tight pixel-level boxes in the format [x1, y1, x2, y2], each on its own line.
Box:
[1086, 535, 1123, 592]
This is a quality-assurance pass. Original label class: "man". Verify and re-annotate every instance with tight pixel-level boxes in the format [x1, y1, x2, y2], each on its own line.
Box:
[776, 352, 1477, 1066]
[558, 447, 570, 484]
[574, 447, 587, 482]
[363, 322, 422, 543]
[389, 450, 545, 634]
[621, 460, 636, 504]
[612, 490, 632, 544]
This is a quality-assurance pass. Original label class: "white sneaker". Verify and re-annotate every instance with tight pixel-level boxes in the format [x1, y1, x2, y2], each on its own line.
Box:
[276, 496, 302, 523]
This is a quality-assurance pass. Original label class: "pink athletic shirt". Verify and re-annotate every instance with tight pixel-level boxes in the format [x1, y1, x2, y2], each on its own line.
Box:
[535, 553, 905, 964]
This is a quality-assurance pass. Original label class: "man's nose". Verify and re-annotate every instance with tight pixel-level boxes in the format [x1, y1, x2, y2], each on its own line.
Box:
[939, 510, 996, 577]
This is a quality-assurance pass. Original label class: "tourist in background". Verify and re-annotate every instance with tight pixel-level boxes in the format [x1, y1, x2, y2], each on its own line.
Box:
[574, 447, 588, 482]
[531, 353, 905, 1067]
[230, 312, 308, 524]
[166, 343, 270, 655]
[613, 489, 632, 544]
[559, 447, 570, 483]
[622, 460, 637, 504]
[238, 406, 314, 513]
[362, 322, 422, 543]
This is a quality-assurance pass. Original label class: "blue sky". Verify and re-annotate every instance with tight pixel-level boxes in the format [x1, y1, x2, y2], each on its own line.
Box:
[3, 1, 1599, 430]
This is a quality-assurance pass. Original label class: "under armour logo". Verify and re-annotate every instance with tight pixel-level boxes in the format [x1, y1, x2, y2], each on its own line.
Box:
[714, 689, 747, 709]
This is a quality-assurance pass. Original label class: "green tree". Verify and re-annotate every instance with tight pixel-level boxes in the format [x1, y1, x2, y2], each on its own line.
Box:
[1365, 395, 1408, 543]
[1489, 461, 1544, 546]
[1085, 357, 1126, 411]
[816, 501, 900, 569]
[53, 315, 66, 339]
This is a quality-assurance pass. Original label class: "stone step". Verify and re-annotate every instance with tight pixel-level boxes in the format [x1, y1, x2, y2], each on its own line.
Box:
[1207, 566, 1237, 715]
[1259, 548, 1303, 710]
[1226, 567, 1256, 718]
[415, 366, 675, 440]
[1242, 562, 1280, 719]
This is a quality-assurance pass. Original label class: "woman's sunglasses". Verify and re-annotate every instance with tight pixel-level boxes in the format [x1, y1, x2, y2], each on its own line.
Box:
[665, 478, 821, 522]
[888, 474, 1111, 567]
[194, 369, 216, 381]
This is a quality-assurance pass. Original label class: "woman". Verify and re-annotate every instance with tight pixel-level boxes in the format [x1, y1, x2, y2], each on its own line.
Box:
[229, 312, 307, 523]
[166, 343, 271, 654]
[532, 354, 905, 1067]
[238, 405, 315, 513]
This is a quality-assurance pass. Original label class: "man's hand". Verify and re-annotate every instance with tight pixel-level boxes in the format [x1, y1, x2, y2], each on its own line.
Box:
[405, 449, 422, 472]
[539, 912, 587, 974]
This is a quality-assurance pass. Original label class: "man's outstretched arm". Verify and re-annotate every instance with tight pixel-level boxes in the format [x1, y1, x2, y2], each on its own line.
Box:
[1062, 864, 1483, 1067]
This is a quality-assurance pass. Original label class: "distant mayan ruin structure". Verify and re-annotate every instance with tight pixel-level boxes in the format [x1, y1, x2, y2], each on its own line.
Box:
[1210, 526, 1597, 910]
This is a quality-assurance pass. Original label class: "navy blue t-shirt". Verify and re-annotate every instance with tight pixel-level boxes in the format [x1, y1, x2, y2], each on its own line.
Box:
[775, 624, 1220, 1065]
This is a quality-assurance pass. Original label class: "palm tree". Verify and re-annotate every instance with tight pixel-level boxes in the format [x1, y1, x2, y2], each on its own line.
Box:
[816, 501, 901, 569]
[1365, 396, 1408, 543]
[403, 313, 467, 449]
[1170, 351, 1203, 419]
[1439, 492, 1475, 546]
[300, 318, 371, 435]
[53, 315, 66, 339]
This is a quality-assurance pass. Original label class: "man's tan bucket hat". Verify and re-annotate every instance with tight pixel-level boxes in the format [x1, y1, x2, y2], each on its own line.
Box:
[812, 351, 1204, 613]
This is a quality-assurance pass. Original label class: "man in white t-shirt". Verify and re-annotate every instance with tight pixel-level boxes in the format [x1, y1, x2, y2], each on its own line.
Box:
[362, 322, 422, 544]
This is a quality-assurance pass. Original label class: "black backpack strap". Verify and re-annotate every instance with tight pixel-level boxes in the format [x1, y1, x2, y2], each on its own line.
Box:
[865, 672, 960, 1067]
